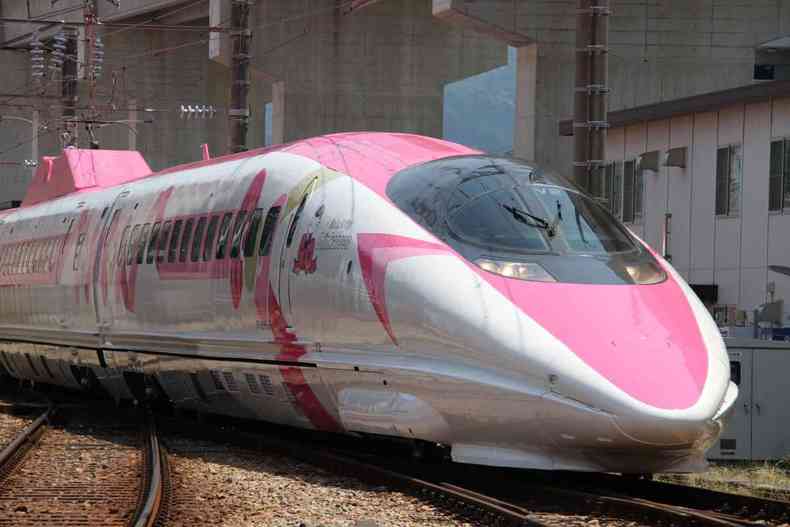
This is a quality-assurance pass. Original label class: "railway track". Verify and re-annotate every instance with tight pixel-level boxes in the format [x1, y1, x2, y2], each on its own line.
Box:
[160, 412, 790, 527]
[0, 405, 168, 527]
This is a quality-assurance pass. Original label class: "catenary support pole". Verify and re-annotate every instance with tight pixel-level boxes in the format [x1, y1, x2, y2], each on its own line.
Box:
[573, 0, 609, 192]
[61, 26, 79, 148]
[229, 0, 253, 154]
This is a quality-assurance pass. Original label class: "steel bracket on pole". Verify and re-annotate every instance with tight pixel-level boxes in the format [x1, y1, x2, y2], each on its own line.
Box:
[576, 7, 611, 15]
[228, 108, 250, 117]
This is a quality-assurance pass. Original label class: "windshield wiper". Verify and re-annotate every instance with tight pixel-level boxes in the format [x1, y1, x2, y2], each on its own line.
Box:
[501, 204, 555, 236]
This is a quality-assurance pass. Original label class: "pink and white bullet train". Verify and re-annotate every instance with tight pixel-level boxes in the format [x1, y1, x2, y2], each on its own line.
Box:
[0, 132, 736, 473]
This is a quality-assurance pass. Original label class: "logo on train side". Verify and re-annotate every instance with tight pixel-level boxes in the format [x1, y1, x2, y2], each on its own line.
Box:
[293, 232, 317, 275]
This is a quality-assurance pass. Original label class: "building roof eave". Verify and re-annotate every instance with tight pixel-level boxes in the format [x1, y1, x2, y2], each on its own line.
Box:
[558, 80, 790, 136]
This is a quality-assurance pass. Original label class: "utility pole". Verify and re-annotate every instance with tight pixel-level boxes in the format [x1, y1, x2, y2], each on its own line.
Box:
[573, 0, 609, 192]
[229, 0, 253, 154]
[61, 26, 79, 148]
[84, 0, 100, 149]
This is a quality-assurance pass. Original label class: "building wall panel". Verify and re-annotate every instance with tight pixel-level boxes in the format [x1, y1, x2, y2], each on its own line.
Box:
[715, 218, 741, 271]
[666, 115, 693, 272]
[741, 267, 767, 313]
[771, 97, 790, 139]
[689, 112, 718, 274]
[741, 102, 771, 270]
[716, 268, 741, 306]
[718, 104, 745, 147]
[644, 120, 670, 249]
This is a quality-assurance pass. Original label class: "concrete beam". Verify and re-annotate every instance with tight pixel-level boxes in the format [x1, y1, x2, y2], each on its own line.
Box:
[514, 44, 538, 161]
[432, 0, 532, 47]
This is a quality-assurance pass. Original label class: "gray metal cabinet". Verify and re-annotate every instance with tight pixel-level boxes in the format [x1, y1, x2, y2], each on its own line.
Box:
[752, 351, 790, 459]
[708, 339, 790, 461]
[708, 349, 752, 460]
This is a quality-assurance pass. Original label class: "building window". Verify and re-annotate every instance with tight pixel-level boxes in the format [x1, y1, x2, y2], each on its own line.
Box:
[716, 144, 742, 216]
[601, 161, 643, 222]
[634, 163, 644, 223]
[623, 160, 635, 223]
[769, 139, 790, 212]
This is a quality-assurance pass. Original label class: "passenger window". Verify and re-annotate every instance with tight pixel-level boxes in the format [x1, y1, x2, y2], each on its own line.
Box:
[180, 218, 194, 263]
[107, 210, 121, 247]
[287, 193, 310, 248]
[169, 220, 183, 263]
[73, 233, 86, 271]
[136, 223, 150, 265]
[203, 215, 220, 261]
[146, 222, 161, 264]
[230, 210, 248, 259]
[215, 212, 234, 259]
[191, 217, 207, 262]
[259, 206, 281, 256]
[158, 221, 171, 263]
[244, 209, 263, 257]
[62, 218, 75, 254]
[118, 227, 130, 264]
[128, 225, 141, 265]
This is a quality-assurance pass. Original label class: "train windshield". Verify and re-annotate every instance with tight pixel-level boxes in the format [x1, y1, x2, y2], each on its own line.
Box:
[387, 155, 666, 285]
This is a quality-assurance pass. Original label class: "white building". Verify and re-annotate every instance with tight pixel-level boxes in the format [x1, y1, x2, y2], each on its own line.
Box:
[564, 80, 790, 334]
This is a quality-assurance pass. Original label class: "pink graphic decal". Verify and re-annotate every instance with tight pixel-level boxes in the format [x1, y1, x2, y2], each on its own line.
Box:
[23, 149, 151, 207]
[292, 233, 317, 275]
[268, 286, 342, 432]
[473, 267, 709, 411]
[253, 194, 287, 323]
[119, 187, 174, 312]
[230, 169, 267, 309]
[357, 234, 450, 345]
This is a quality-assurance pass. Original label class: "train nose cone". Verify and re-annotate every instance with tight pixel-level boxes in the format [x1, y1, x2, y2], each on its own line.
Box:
[613, 378, 737, 448]
[492, 262, 731, 449]
[502, 272, 722, 411]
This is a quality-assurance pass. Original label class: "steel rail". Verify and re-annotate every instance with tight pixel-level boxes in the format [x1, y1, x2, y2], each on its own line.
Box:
[130, 419, 166, 527]
[0, 405, 51, 479]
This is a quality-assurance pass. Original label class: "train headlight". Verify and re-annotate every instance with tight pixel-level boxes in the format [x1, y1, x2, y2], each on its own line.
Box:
[475, 258, 556, 282]
[624, 261, 667, 285]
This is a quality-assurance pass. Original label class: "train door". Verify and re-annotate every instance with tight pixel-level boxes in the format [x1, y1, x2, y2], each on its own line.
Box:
[277, 175, 322, 318]
[93, 190, 131, 331]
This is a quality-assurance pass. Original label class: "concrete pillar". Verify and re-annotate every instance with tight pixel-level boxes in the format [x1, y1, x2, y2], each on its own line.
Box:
[128, 99, 137, 151]
[514, 44, 538, 161]
[271, 81, 285, 145]
[31, 110, 39, 167]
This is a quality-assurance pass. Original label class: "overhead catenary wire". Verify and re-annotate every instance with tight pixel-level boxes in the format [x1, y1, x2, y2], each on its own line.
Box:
[101, 0, 210, 40]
